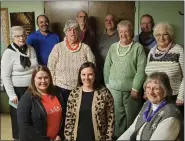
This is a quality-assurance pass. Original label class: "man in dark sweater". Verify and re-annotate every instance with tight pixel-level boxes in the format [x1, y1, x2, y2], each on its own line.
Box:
[76, 10, 96, 55]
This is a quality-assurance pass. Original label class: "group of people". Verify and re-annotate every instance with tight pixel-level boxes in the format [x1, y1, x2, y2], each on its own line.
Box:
[1, 9, 184, 141]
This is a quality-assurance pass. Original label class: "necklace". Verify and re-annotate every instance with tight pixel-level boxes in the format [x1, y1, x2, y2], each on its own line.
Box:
[143, 100, 167, 122]
[116, 41, 133, 56]
[151, 42, 175, 60]
[64, 37, 81, 52]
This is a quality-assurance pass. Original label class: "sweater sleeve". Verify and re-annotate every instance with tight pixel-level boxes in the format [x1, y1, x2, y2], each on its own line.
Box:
[117, 115, 138, 140]
[85, 44, 96, 65]
[150, 117, 180, 140]
[132, 45, 147, 91]
[17, 92, 50, 141]
[105, 88, 115, 140]
[1, 49, 17, 101]
[47, 44, 59, 85]
[103, 46, 113, 85]
[177, 46, 184, 100]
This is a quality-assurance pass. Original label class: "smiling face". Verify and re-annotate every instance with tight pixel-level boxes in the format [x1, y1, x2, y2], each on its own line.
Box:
[37, 16, 49, 33]
[155, 27, 171, 48]
[34, 71, 50, 93]
[140, 16, 153, 33]
[105, 15, 115, 31]
[145, 79, 165, 104]
[118, 26, 132, 45]
[80, 67, 95, 88]
[13, 30, 26, 47]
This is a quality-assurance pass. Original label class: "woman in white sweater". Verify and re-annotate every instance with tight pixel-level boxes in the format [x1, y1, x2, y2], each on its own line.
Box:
[1, 26, 38, 140]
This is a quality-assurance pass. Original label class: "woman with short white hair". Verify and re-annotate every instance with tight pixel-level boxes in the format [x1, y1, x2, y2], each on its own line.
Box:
[48, 20, 95, 106]
[104, 20, 146, 139]
[145, 22, 184, 115]
[1, 26, 38, 140]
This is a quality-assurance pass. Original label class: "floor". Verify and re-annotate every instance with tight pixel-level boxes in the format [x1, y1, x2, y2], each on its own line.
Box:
[0, 114, 13, 140]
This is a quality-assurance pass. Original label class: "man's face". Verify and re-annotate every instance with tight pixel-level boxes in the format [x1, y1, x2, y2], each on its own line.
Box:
[37, 16, 49, 33]
[140, 16, 153, 33]
[76, 11, 87, 27]
[105, 15, 115, 31]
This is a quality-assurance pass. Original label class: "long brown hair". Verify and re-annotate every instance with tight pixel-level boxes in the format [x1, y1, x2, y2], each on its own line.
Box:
[28, 65, 55, 97]
[77, 62, 99, 89]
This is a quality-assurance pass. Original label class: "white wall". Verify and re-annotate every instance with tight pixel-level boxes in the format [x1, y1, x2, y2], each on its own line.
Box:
[1, 1, 44, 31]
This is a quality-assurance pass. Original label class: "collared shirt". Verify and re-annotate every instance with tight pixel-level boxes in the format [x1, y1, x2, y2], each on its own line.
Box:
[26, 30, 60, 65]
[98, 29, 119, 66]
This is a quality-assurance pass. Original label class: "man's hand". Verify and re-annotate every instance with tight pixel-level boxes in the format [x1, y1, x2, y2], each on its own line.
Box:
[130, 89, 139, 100]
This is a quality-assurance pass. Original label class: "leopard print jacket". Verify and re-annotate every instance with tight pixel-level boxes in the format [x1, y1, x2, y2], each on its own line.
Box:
[64, 86, 115, 141]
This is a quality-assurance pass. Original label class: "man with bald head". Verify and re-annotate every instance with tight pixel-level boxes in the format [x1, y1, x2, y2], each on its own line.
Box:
[97, 13, 119, 85]
[76, 10, 96, 55]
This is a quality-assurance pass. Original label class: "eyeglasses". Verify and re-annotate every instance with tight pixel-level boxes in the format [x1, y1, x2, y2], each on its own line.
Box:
[155, 33, 169, 38]
[14, 35, 26, 39]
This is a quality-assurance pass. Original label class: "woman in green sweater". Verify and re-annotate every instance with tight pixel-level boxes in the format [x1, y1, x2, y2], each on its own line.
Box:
[104, 20, 147, 139]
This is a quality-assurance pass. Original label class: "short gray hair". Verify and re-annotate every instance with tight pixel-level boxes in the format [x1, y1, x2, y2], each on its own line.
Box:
[10, 26, 26, 40]
[63, 20, 80, 33]
[153, 22, 174, 39]
[143, 72, 173, 98]
[117, 20, 133, 34]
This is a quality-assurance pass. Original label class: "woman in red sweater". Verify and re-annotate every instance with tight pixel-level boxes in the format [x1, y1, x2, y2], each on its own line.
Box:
[17, 65, 65, 141]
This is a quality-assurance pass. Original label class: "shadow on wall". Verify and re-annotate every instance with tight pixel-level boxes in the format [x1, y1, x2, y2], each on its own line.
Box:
[50, 22, 64, 41]
[88, 16, 97, 35]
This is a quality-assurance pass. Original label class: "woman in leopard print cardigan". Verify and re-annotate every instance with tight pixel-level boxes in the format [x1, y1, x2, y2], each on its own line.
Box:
[64, 62, 115, 141]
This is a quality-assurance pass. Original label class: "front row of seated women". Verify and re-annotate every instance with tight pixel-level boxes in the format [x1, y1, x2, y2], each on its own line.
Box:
[17, 63, 183, 141]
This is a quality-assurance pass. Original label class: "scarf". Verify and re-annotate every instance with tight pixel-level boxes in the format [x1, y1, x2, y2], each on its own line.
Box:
[8, 43, 31, 69]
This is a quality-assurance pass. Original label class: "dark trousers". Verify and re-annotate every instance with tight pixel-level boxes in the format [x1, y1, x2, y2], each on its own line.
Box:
[10, 86, 28, 139]
[58, 87, 71, 106]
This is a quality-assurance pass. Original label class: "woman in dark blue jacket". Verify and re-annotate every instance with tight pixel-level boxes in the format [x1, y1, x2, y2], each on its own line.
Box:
[17, 65, 66, 141]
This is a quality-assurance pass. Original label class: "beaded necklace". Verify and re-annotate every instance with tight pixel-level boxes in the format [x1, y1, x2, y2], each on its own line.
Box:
[151, 42, 175, 60]
[116, 41, 133, 57]
[64, 37, 81, 53]
[143, 100, 167, 122]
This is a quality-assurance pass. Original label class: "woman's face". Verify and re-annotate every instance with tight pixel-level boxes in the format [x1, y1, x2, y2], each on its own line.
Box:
[34, 71, 50, 93]
[80, 67, 95, 88]
[145, 80, 165, 104]
[155, 28, 171, 48]
[118, 26, 132, 45]
[65, 27, 79, 43]
[13, 30, 26, 47]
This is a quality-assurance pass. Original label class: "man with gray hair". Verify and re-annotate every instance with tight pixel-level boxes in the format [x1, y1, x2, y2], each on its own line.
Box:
[76, 10, 96, 55]
[97, 13, 119, 85]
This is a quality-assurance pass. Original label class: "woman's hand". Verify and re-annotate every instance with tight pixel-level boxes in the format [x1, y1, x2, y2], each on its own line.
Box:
[130, 90, 139, 100]
[176, 99, 184, 106]
[11, 97, 18, 104]
[55, 136, 61, 141]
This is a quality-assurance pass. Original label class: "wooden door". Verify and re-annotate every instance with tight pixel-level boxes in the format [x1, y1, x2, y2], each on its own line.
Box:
[44, 1, 135, 39]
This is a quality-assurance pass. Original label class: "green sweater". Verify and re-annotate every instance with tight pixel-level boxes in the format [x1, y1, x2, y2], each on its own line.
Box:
[104, 41, 146, 91]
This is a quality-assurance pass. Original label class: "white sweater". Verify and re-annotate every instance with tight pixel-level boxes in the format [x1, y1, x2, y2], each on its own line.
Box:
[145, 44, 184, 100]
[1, 44, 38, 101]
